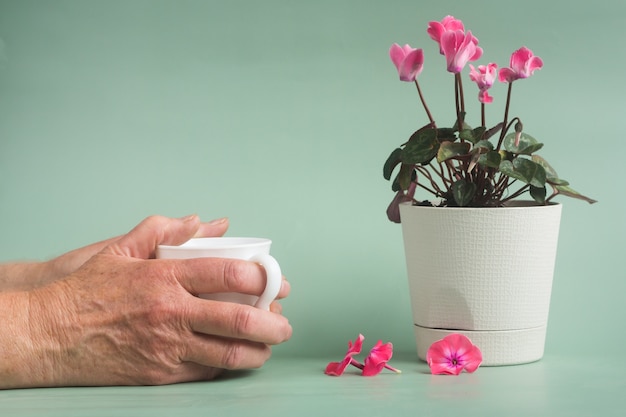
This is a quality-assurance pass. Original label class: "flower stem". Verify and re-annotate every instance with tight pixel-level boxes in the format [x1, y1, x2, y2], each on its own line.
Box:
[481, 102, 485, 128]
[384, 364, 402, 374]
[496, 82, 513, 150]
[414, 80, 435, 128]
[457, 72, 466, 114]
[455, 73, 465, 142]
[350, 359, 364, 370]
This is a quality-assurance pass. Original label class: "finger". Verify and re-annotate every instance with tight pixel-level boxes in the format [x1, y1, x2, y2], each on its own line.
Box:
[269, 301, 283, 315]
[276, 277, 290, 300]
[193, 217, 229, 238]
[172, 363, 224, 383]
[172, 257, 275, 297]
[186, 299, 292, 345]
[183, 335, 273, 370]
[170, 257, 289, 305]
[51, 235, 121, 276]
[103, 215, 202, 259]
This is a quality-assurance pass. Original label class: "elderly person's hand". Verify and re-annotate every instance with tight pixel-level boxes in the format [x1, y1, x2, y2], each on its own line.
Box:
[0, 215, 292, 389]
[0, 215, 229, 291]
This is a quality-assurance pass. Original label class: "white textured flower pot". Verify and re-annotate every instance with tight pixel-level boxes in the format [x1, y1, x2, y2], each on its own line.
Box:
[399, 201, 562, 366]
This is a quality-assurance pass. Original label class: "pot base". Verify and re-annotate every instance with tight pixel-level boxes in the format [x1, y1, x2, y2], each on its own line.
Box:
[415, 324, 547, 366]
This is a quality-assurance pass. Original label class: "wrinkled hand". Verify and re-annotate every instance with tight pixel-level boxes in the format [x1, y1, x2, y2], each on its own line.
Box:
[25, 215, 292, 387]
[41, 216, 231, 287]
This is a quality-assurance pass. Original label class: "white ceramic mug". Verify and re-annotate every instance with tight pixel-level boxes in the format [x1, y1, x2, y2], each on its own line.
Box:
[156, 237, 281, 310]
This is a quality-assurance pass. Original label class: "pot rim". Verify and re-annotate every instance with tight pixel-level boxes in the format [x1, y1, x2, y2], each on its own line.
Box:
[399, 200, 561, 211]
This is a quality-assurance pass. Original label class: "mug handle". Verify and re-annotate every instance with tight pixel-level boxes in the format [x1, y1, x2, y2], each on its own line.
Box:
[248, 253, 282, 310]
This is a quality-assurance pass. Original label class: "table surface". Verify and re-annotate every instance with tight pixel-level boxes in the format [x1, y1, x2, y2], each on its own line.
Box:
[1, 353, 623, 417]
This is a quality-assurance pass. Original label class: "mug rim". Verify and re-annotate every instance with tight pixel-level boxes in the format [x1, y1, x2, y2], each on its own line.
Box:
[157, 237, 271, 251]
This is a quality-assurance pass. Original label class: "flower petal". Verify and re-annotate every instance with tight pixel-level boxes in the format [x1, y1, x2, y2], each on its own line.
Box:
[324, 361, 349, 376]
[426, 21, 446, 44]
[399, 48, 424, 81]
[458, 344, 483, 373]
[426, 338, 463, 375]
[324, 334, 365, 376]
[441, 15, 465, 32]
[362, 340, 394, 376]
[478, 90, 493, 104]
[501, 47, 543, 81]
[389, 43, 406, 71]
[510, 46, 533, 73]
[498, 67, 517, 83]
[426, 334, 483, 375]
[347, 333, 365, 355]
[526, 55, 543, 76]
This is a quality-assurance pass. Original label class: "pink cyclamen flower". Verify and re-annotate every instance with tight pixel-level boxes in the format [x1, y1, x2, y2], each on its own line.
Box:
[469, 63, 498, 103]
[498, 46, 543, 83]
[389, 43, 424, 82]
[362, 340, 402, 376]
[324, 334, 364, 376]
[426, 333, 483, 375]
[440, 30, 483, 74]
[427, 15, 465, 54]
[427, 16, 482, 73]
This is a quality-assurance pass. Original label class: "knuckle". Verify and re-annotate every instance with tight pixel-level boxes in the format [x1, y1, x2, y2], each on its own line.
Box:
[230, 306, 254, 338]
[221, 259, 250, 292]
[143, 214, 168, 227]
[221, 343, 246, 369]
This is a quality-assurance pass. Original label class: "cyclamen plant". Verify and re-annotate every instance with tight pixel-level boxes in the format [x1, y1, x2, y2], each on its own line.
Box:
[384, 16, 596, 222]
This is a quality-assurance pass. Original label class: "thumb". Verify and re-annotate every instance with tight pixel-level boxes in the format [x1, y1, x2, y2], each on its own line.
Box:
[103, 214, 202, 259]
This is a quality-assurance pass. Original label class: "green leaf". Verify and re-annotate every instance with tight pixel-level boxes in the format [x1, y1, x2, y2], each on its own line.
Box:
[499, 157, 546, 187]
[401, 128, 439, 165]
[554, 184, 597, 204]
[451, 112, 469, 131]
[499, 160, 527, 183]
[503, 132, 544, 155]
[396, 163, 415, 191]
[452, 179, 476, 207]
[478, 150, 501, 169]
[459, 126, 487, 144]
[391, 175, 401, 192]
[531, 155, 569, 185]
[530, 185, 546, 204]
[484, 122, 503, 139]
[472, 126, 487, 142]
[474, 140, 494, 151]
[383, 148, 403, 180]
[459, 129, 474, 142]
[437, 141, 471, 163]
[436, 128, 457, 141]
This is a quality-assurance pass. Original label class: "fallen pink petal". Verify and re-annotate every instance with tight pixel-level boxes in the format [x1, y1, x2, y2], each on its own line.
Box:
[426, 334, 483, 375]
[324, 334, 364, 376]
[362, 340, 402, 376]
[325, 335, 401, 377]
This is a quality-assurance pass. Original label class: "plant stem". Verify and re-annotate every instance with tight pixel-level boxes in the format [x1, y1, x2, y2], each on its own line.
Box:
[416, 166, 443, 195]
[501, 184, 530, 203]
[457, 72, 466, 114]
[481, 102, 485, 128]
[496, 82, 513, 151]
[414, 80, 435, 128]
[455, 73, 465, 142]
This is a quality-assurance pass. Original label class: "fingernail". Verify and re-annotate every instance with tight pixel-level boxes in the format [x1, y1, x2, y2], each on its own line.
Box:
[180, 214, 198, 222]
[208, 217, 228, 225]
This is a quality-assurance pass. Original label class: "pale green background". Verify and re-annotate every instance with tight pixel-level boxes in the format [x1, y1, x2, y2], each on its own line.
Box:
[0, 0, 623, 364]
